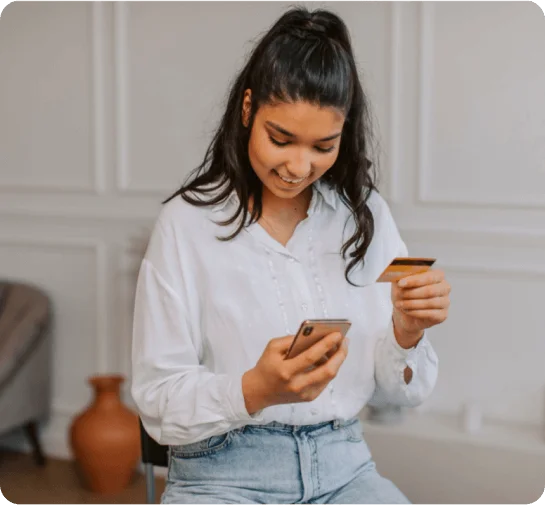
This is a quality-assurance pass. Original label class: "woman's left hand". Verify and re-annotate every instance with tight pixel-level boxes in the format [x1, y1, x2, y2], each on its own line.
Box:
[391, 269, 451, 349]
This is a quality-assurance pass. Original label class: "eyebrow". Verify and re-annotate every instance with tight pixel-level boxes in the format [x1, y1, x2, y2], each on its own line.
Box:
[265, 121, 342, 142]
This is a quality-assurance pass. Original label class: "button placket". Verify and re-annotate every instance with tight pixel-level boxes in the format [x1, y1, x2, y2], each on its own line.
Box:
[307, 225, 337, 410]
[265, 249, 291, 336]
[273, 250, 312, 424]
[307, 228, 328, 319]
[287, 255, 315, 321]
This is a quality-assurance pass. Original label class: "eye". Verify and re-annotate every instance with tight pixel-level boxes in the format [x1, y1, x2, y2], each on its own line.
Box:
[268, 135, 336, 153]
[314, 145, 335, 154]
[269, 136, 290, 147]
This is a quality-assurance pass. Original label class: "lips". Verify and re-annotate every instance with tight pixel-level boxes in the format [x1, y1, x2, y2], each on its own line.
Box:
[273, 169, 308, 185]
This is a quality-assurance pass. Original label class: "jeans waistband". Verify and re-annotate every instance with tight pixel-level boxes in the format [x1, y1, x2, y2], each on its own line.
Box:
[245, 417, 358, 433]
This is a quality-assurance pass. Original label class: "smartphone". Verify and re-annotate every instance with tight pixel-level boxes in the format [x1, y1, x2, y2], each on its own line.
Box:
[285, 319, 352, 360]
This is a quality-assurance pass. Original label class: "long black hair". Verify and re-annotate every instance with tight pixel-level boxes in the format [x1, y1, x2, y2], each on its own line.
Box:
[164, 6, 379, 285]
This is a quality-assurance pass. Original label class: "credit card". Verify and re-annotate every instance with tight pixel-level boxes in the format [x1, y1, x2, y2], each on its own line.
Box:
[376, 257, 436, 283]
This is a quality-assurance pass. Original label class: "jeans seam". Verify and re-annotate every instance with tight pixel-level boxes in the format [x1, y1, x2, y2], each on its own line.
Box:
[311, 434, 320, 496]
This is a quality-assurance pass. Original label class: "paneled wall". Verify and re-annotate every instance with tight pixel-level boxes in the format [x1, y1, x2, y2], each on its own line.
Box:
[1, 2, 544, 502]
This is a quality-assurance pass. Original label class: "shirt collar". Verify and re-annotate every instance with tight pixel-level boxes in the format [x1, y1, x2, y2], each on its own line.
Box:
[205, 182, 238, 214]
[312, 178, 338, 211]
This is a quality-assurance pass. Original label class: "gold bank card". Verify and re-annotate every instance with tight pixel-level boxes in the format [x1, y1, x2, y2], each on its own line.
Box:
[376, 257, 436, 283]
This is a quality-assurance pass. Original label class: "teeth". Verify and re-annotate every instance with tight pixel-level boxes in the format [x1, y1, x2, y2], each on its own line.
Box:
[277, 172, 306, 184]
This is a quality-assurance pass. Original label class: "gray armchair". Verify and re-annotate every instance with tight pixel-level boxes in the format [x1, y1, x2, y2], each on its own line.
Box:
[0, 281, 52, 465]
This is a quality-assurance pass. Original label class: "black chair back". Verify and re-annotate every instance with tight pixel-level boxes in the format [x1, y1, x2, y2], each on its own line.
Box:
[139, 418, 169, 467]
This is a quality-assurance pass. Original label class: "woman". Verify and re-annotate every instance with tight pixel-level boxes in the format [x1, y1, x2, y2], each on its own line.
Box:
[132, 7, 450, 504]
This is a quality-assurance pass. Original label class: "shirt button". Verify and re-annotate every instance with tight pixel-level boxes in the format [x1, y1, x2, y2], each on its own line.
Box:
[311, 409, 318, 415]
[301, 303, 308, 311]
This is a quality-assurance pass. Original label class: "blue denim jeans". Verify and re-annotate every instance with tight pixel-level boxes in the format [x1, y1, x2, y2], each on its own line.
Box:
[161, 417, 410, 504]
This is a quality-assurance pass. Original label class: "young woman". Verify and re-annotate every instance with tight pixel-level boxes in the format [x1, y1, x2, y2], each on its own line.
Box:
[132, 7, 450, 504]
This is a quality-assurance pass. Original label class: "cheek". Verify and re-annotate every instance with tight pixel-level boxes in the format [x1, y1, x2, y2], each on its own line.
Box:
[248, 134, 282, 171]
[312, 151, 340, 176]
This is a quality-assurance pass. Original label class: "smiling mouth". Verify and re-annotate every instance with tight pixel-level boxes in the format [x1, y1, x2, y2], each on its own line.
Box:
[273, 170, 308, 185]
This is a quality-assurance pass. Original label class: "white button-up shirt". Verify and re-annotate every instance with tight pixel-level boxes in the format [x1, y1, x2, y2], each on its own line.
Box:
[131, 180, 439, 446]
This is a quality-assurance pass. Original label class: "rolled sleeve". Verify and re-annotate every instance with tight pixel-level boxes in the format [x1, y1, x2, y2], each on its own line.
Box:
[368, 319, 439, 408]
[225, 373, 265, 423]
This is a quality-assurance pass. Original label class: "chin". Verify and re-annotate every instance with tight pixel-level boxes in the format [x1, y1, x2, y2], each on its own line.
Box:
[268, 180, 310, 199]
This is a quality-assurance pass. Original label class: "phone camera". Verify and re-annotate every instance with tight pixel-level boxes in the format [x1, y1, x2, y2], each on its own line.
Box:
[303, 326, 313, 336]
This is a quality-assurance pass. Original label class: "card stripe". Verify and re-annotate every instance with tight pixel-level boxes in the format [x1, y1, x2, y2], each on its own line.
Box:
[390, 259, 436, 267]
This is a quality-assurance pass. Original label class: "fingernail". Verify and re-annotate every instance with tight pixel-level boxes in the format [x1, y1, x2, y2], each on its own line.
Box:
[398, 279, 407, 287]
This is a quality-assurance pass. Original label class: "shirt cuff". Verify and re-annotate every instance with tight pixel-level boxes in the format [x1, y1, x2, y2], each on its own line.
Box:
[225, 372, 265, 423]
[372, 319, 438, 407]
[389, 318, 427, 356]
[386, 319, 432, 381]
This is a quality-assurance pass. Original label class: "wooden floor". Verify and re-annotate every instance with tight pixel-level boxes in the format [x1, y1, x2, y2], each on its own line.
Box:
[0, 451, 166, 504]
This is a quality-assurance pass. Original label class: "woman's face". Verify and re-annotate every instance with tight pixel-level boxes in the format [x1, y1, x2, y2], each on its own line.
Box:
[242, 90, 345, 201]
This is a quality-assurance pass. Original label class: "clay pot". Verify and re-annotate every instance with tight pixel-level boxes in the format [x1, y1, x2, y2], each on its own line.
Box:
[70, 374, 141, 494]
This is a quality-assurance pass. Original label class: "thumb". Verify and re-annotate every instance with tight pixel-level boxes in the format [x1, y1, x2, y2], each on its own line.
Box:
[269, 334, 295, 354]
[277, 334, 296, 349]
[391, 280, 403, 302]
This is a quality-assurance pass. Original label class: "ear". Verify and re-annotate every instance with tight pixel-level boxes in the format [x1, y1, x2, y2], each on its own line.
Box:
[242, 89, 252, 127]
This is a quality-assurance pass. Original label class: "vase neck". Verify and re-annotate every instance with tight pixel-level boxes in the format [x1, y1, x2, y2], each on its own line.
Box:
[94, 390, 122, 409]
[89, 375, 125, 409]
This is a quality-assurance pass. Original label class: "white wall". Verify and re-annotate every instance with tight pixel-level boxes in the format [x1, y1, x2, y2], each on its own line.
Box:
[0, 2, 544, 503]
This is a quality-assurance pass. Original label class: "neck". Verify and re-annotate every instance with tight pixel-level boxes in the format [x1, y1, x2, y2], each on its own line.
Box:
[261, 185, 313, 221]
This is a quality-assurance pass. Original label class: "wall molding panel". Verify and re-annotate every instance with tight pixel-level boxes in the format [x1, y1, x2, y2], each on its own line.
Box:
[385, 1, 403, 203]
[415, 2, 545, 210]
[0, 3, 106, 195]
[0, 237, 111, 401]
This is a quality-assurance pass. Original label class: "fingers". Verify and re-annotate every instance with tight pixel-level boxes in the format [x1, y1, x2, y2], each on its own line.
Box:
[297, 338, 348, 386]
[395, 309, 448, 325]
[395, 295, 450, 311]
[392, 269, 451, 326]
[397, 269, 445, 288]
[397, 281, 451, 300]
[393, 271, 451, 299]
[269, 334, 296, 353]
[287, 332, 344, 374]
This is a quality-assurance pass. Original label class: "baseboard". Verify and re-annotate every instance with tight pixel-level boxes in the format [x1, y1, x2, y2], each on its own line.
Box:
[358, 409, 545, 504]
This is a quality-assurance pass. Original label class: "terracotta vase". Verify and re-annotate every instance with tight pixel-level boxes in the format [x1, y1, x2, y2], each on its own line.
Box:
[70, 374, 141, 494]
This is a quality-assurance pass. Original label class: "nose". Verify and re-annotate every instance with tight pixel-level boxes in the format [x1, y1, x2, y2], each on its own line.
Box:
[285, 151, 312, 179]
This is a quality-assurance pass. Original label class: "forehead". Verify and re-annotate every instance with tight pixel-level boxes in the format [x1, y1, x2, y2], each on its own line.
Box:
[257, 100, 345, 137]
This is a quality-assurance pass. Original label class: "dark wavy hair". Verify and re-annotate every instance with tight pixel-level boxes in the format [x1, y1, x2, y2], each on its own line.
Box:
[164, 6, 379, 285]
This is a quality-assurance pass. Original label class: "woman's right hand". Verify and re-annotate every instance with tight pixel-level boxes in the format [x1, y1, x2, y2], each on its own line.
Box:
[242, 332, 348, 415]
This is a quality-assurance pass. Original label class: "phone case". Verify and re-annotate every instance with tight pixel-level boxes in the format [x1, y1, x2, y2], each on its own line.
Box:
[285, 319, 352, 360]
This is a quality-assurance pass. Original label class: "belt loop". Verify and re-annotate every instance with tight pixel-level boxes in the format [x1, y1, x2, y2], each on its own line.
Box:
[333, 419, 340, 430]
